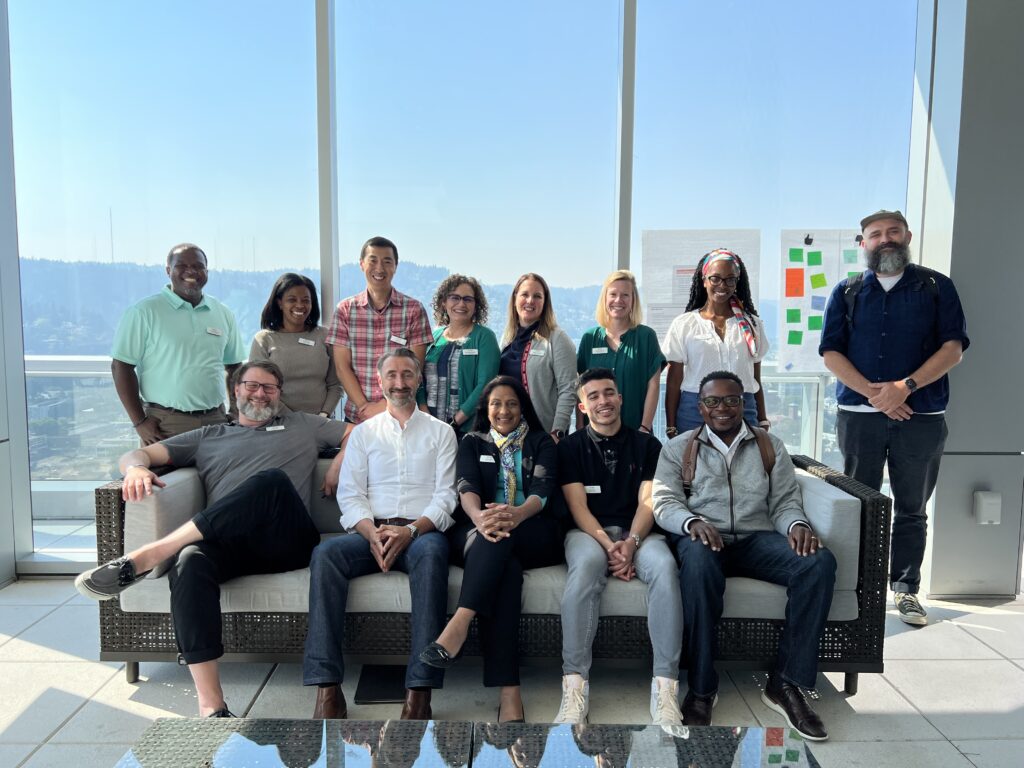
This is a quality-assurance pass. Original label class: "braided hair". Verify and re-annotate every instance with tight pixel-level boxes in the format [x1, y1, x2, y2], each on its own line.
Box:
[684, 250, 759, 317]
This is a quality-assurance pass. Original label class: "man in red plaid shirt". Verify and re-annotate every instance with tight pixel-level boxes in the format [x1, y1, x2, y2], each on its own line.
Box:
[326, 236, 433, 422]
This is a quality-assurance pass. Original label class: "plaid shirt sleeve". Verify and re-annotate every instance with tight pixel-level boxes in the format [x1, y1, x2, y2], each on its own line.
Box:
[324, 299, 351, 348]
[405, 299, 433, 347]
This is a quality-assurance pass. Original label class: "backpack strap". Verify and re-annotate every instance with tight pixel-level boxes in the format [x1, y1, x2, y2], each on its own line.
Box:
[680, 429, 701, 500]
[748, 425, 776, 486]
[843, 272, 865, 327]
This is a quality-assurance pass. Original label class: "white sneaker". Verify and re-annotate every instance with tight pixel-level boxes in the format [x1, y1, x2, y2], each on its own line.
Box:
[553, 674, 589, 724]
[650, 677, 688, 737]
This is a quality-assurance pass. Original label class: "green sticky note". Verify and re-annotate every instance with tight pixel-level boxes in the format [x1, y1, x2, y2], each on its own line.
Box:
[788, 248, 803, 262]
[786, 749, 801, 761]
[809, 273, 827, 289]
[808, 315, 823, 331]
[848, 271, 860, 279]
[787, 330, 803, 345]
[807, 250, 822, 266]
[786, 308, 801, 323]
[768, 755, 782, 765]
[843, 248, 858, 263]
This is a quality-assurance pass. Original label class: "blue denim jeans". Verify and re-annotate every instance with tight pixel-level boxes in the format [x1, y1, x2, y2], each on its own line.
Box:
[677, 390, 758, 434]
[303, 530, 450, 689]
[837, 410, 947, 594]
[673, 530, 836, 695]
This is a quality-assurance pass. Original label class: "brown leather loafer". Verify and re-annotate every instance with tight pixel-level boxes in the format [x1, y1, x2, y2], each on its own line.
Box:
[400, 688, 432, 720]
[313, 684, 347, 719]
[761, 674, 828, 741]
[681, 690, 717, 726]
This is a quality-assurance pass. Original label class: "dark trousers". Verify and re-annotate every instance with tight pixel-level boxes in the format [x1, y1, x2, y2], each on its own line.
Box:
[674, 531, 836, 695]
[167, 468, 320, 665]
[837, 410, 948, 594]
[450, 514, 564, 687]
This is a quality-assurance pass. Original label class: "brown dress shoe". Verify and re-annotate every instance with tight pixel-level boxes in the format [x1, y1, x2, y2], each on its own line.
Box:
[400, 688, 432, 720]
[313, 684, 347, 719]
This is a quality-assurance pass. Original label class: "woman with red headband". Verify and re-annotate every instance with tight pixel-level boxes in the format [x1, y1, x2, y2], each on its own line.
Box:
[661, 249, 769, 438]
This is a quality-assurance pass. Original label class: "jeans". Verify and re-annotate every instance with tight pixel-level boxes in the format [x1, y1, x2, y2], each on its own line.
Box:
[673, 530, 836, 695]
[449, 514, 563, 687]
[303, 530, 450, 689]
[168, 468, 320, 665]
[837, 411, 948, 594]
[562, 527, 683, 679]
[677, 391, 758, 434]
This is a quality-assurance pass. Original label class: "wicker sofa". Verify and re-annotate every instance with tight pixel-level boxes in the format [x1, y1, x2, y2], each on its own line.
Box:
[93, 454, 890, 695]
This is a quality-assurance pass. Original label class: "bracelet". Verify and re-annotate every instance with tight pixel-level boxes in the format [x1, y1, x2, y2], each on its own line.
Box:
[665, 426, 679, 437]
[757, 419, 771, 427]
[131, 416, 148, 427]
[629, 533, 642, 548]
[638, 424, 652, 434]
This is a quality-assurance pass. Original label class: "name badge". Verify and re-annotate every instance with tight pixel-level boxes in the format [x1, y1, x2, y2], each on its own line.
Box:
[585, 485, 601, 494]
[461, 348, 479, 356]
[266, 425, 285, 432]
[479, 455, 495, 463]
[529, 348, 546, 357]
[592, 346, 609, 355]
[390, 334, 407, 345]
[298, 338, 315, 346]
[206, 327, 223, 337]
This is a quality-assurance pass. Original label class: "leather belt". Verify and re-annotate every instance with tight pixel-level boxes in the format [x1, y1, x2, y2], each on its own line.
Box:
[376, 517, 416, 527]
[145, 402, 223, 416]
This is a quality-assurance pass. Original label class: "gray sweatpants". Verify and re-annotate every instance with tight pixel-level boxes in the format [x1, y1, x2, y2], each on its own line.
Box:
[561, 527, 683, 679]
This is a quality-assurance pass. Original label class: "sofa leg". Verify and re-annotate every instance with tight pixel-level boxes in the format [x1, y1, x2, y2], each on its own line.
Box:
[844, 672, 858, 695]
[126, 662, 139, 684]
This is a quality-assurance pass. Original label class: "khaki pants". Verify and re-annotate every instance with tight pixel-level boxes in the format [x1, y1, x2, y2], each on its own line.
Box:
[143, 403, 229, 442]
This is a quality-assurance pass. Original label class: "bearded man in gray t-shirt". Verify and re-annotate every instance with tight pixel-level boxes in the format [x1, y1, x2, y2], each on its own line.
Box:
[76, 360, 350, 717]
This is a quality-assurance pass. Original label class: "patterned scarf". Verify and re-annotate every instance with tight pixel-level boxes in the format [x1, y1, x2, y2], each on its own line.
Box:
[490, 420, 529, 505]
[703, 249, 757, 357]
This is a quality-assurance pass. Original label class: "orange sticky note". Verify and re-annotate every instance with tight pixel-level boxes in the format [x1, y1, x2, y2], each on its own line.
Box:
[785, 268, 805, 298]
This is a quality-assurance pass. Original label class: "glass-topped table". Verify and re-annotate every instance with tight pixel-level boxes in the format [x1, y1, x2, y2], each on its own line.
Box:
[116, 719, 820, 767]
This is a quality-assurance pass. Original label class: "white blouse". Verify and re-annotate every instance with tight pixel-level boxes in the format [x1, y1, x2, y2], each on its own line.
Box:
[661, 310, 768, 393]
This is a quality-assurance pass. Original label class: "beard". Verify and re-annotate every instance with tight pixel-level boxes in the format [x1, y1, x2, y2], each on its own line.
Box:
[238, 398, 280, 422]
[383, 387, 415, 408]
[866, 241, 911, 274]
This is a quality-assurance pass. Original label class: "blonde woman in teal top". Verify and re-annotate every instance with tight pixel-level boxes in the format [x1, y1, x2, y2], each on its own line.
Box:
[576, 270, 665, 433]
[418, 274, 500, 434]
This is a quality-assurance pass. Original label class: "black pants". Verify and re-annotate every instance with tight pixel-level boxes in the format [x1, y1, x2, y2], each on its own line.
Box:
[167, 468, 320, 664]
[449, 513, 564, 687]
[837, 410, 948, 595]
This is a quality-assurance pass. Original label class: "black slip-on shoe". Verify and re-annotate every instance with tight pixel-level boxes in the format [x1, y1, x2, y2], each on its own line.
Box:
[761, 674, 828, 741]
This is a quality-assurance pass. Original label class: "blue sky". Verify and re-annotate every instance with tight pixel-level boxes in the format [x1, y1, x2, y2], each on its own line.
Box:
[9, 0, 917, 291]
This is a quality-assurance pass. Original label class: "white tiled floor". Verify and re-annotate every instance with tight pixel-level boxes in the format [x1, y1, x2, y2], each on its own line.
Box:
[0, 578, 1022, 767]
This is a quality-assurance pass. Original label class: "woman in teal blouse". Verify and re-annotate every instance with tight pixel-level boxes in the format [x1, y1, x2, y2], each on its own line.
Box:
[576, 270, 665, 433]
[418, 274, 500, 434]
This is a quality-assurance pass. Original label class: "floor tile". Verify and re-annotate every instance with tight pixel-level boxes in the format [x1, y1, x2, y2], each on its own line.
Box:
[0, 606, 53, 647]
[0, 580, 76, 606]
[0, 661, 121, 743]
[883, 614, 1001, 660]
[50, 662, 274, 744]
[0, 744, 35, 767]
[0, 605, 107, 663]
[20, 742, 133, 768]
[883, 659, 1024, 740]
[808, 740, 974, 767]
[732, 669, 945, 742]
[951, 611, 1024, 658]
[953, 738, 1024, 768]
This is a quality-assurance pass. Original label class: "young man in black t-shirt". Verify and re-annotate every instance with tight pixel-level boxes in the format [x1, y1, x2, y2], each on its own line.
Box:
[553, 368, 684, 731]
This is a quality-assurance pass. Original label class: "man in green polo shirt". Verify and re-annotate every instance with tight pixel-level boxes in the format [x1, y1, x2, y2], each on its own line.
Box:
[112, 243, 246, 444]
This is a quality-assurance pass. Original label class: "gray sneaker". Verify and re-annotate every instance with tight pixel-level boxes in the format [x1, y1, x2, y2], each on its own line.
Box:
[75, 556, 150, 600]
[894, 592, 928, 625]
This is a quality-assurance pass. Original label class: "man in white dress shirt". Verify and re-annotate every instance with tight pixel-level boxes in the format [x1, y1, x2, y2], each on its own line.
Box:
[303, 347, 458, 721]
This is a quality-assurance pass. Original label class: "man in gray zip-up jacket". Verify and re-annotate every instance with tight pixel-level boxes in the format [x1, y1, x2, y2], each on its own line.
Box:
[653, 371, 836, 742]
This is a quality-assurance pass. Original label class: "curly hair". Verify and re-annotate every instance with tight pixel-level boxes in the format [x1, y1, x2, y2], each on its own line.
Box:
[684, 250, 759, 317]
[430, 274, 488, 326]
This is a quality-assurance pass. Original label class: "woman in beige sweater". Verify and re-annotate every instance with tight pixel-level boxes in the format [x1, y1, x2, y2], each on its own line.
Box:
[250, 273, 342, 416]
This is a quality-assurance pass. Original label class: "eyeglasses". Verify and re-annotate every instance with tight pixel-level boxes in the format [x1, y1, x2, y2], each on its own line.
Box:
[447, 294, 476, 304]
[240, 381, 281, 394]
[700, 395, 743, 408]
[705, 275, 739, 287]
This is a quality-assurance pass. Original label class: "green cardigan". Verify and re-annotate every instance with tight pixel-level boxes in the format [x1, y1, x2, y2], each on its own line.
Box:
[417, 323, 500, 432]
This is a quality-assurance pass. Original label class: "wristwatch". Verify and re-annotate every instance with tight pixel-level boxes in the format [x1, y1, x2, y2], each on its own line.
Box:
[552, 429, 566, 440]
[629, 533, 642, 548]
[405, 523, 420, 540]
[903, 377, 918, 393]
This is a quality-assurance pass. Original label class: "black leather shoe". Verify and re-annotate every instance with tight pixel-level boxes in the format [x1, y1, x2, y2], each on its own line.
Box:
[207, 707, 236, 718]
[761, 673, 828, 741]
[681, 690, 717, 726]
[418, 641, 463, 669]
[313, 684, 347, 719]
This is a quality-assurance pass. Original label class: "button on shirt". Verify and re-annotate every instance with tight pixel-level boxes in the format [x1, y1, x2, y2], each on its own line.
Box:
[337, 407, 457, 532]
[818, 265, 970, 413]
[111, 286, 246, 411]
